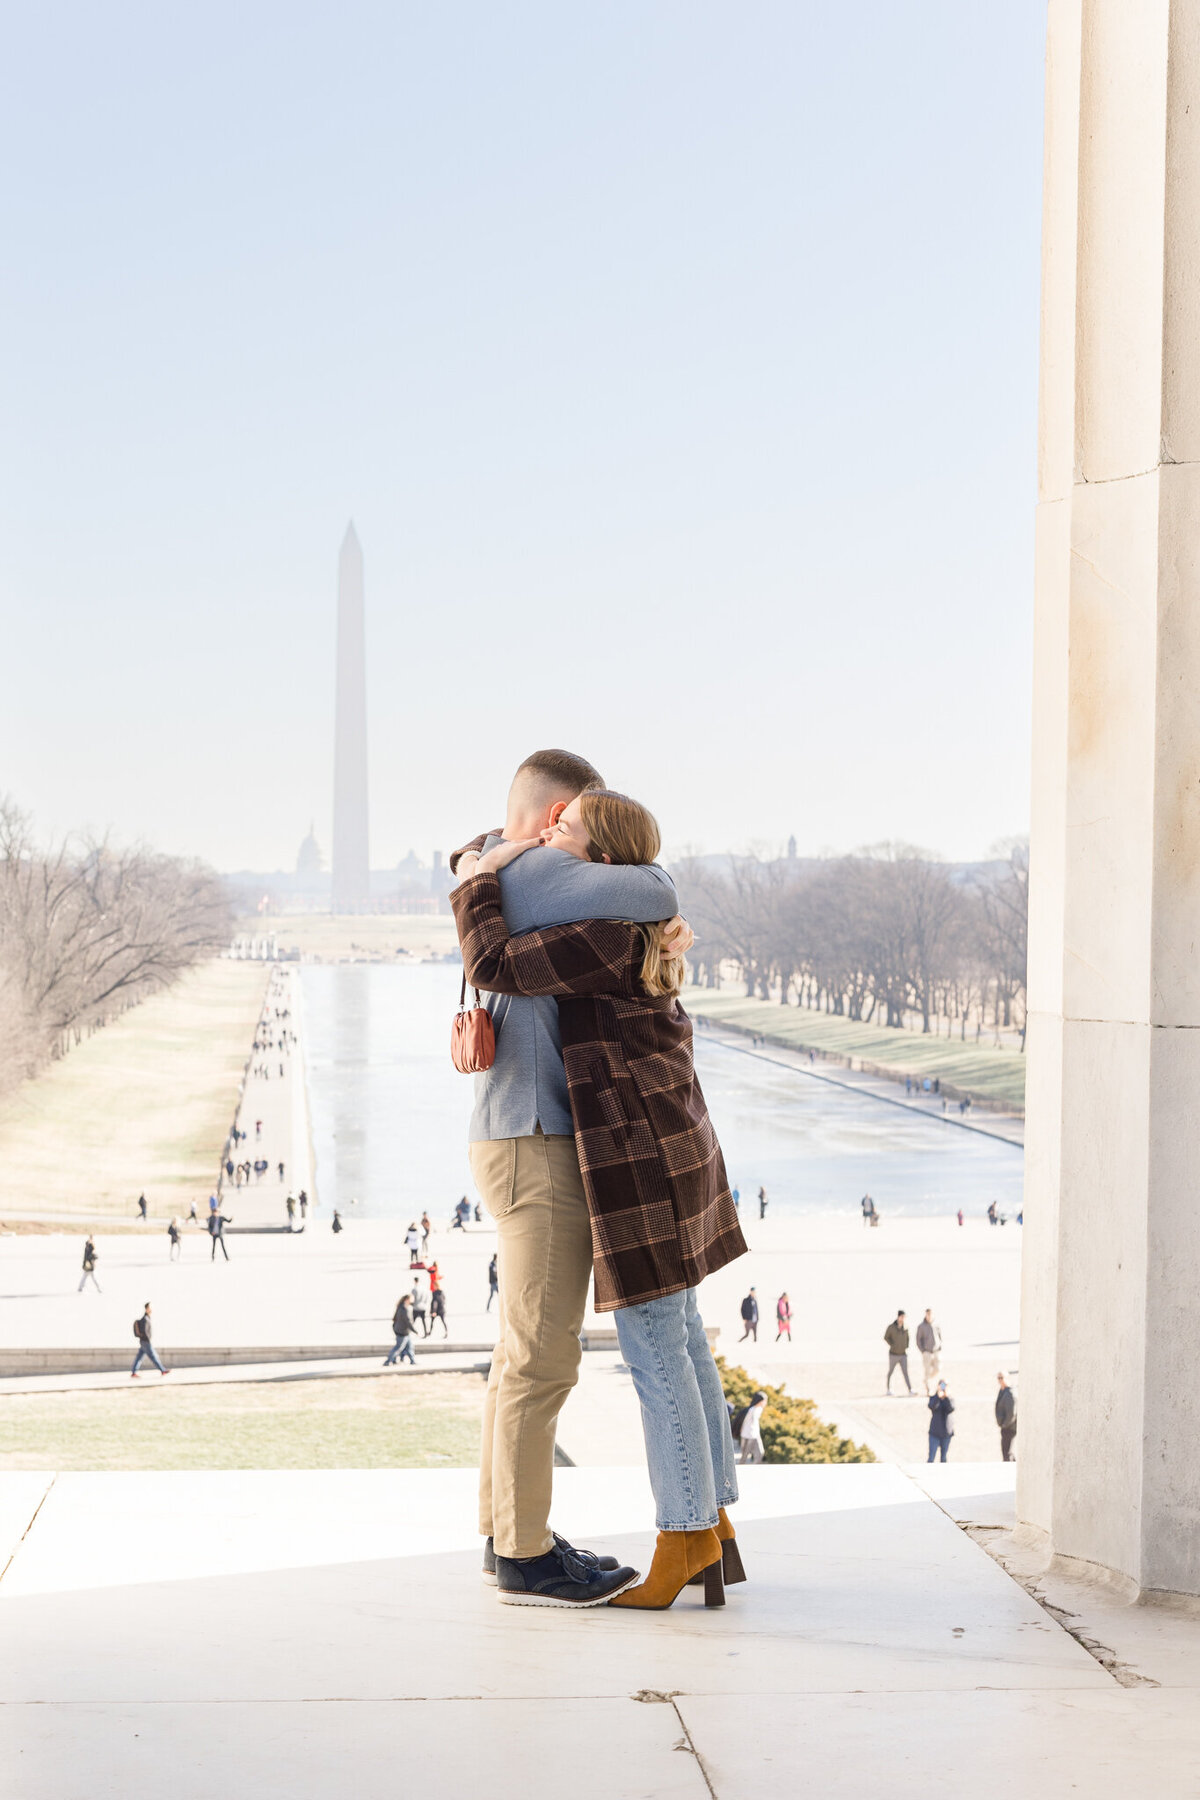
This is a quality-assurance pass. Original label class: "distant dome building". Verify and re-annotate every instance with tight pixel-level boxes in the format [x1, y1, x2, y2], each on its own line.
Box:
[296, 825, 324, 878]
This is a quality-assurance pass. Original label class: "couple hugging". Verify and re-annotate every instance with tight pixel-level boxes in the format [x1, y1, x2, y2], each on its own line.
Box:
[449, 747, 749, 1610]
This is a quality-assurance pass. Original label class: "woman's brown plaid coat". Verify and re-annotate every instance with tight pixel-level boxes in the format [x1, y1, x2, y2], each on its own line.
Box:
[450, 871, 747, 1311]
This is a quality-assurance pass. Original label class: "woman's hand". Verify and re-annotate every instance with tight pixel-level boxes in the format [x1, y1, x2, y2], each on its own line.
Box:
[473, 837, 542, 876]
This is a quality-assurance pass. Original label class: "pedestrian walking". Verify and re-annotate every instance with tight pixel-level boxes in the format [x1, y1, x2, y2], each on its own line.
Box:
[916, 1309, 942, 1393]
[861, 1193, 873, 1226]
[487, 1254, 499, 1311]
[927, 1381, 954, 1461]
[168, 1218, 182, 1262]
[137, 1193, 148, 1221]
[255, 1120, 262, 1139]
[208, 1209, 232, 1261]
[298, 1190, 308, 1220]
[430, 1284, 448, 1336]
[405, 1222, 421, 1264]
[383, 1296, 417, 1366]
[410, 1277, 429, 1338]
[732, 1185, 740, 1210]
[278, 1161, 285, 1182]
[189, 1199, 198, 1222]
[208, 1192, 220, 1216]
[286, 1193, 296, 1230]
[331, 1209, 343, 1234]
[736, 1390, 767, 1464]
[420, 1211, 431, 1252]
[131, 1303, 169, 1377]
[739, 1288, 759, 1342]
[956, 1207, 964, 1228]
[775, 1292, 792, 1342]
[78, 1236, 101, 1292]
[758, 1186, 768, 1220]
[884, 1311, 913, 1393]
[996, 1372, 1017, 1461]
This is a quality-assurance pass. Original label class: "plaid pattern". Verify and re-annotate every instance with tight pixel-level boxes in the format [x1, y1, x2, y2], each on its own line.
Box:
[450, 871, 747, 1311]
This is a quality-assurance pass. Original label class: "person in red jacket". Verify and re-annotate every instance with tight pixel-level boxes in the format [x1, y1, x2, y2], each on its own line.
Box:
[775, 1293, 792, 1342]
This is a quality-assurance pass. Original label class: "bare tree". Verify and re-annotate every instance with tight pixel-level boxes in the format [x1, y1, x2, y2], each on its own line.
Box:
[0, 798, 232, 1093]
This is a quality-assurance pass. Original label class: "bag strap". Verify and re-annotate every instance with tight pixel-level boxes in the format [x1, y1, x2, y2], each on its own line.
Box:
[458, 970, 483, 1011]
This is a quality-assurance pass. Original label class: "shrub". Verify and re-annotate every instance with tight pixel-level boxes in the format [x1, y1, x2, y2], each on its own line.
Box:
[717, 1357, 875, 1464]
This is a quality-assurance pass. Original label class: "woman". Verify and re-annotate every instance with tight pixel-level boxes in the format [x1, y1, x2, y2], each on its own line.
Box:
[927, 1380, 955, 1462]
[451, 788, 748, 1610]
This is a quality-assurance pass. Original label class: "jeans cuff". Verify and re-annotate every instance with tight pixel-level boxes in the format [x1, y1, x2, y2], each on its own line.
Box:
[656, 1514, 720, 1532]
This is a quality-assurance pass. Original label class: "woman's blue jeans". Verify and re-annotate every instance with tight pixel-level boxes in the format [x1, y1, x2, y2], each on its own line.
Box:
[614, 1287, 739, 1531]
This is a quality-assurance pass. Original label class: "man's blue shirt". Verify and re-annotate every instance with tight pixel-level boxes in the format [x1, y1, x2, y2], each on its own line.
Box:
[465, 846, 677, 1142]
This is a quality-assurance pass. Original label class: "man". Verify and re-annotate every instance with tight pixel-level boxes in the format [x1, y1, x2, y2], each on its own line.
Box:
[916, 1308, 942, 1393]
[996, 1371, 1017, 1461]
[137, 1193, 148, 1221]
[758, 1186, 768, 1220]
[486, 1253, 499, 1311]
[410, 1275, 429, 1338]
[885, 1310, 912, 1394]
[449, 748, 678, 1607]
[131, 1303, 169, 1378]
[78, 1236, 101, 1293]
[384, 1295, 417, 1366]
[739, 1288, 759, 1342]
[299, 1190, 308, 1221]
[420, 1211, 431, 1252]
[208, 1207, 232, 1261]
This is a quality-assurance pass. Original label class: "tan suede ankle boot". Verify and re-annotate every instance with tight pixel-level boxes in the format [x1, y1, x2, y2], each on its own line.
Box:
[609, 1528, 724, 1609]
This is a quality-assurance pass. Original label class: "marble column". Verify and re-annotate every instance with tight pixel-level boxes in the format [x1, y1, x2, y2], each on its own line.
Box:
[1020, 0, 1200, 1598]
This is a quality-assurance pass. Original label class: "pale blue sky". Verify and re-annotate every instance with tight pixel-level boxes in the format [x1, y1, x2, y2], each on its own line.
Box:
[1, 2, 1046, 871]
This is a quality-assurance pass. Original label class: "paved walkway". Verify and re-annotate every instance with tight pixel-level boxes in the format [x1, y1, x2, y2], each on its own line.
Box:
[695, 1020, 1026, 1147]
[219, 964, 315, 1228]
[3, 1462, 1198, 1798]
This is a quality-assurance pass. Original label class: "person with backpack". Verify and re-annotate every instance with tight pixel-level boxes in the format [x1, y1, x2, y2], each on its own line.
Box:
[739, 1288, 759, 1342]
[927, 1380, 955, 1461]
[383, 1297, 417, 1366]
[131, 1303, 169, 1378]
[78, 1236, 101, 1293]
[735, 1391, 767, 1464]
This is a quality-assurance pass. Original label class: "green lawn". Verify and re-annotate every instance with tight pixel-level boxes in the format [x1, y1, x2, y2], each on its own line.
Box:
[683, 988, 1026, 1110]
[0, 1373, 485, 1470]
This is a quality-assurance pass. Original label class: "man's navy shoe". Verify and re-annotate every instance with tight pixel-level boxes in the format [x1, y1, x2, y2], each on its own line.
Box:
[482, 1532, 622, 1587]
[495, 1539, 639, 1607]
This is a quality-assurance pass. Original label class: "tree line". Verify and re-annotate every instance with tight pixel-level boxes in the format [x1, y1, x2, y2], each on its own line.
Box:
[0, 800, 232, 1095]
[675, 840, 1029, 1045]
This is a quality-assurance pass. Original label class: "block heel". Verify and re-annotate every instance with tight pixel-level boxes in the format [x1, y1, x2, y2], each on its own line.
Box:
[720, 1535, 747, 1585]
[703, 1557, 725, 1607]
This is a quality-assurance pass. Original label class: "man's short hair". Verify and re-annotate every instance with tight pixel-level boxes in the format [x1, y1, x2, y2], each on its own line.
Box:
[515, 748, 603, 796]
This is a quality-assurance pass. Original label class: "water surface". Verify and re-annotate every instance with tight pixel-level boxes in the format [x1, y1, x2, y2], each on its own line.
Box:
[302, 964, 1022, 1220]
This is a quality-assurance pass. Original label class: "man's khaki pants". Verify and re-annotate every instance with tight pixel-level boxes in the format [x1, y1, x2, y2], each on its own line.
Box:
[470, 1132, 593, 1560]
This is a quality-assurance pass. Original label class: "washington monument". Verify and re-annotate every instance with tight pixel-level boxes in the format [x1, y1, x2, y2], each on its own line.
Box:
[332, 522, 369, 911]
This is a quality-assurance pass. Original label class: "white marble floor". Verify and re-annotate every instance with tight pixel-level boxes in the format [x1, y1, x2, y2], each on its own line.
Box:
[4, 1463, 1198, 1797]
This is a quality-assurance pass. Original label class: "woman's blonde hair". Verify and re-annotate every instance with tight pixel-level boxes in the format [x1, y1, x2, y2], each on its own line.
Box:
[577, 789, 686, 998]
